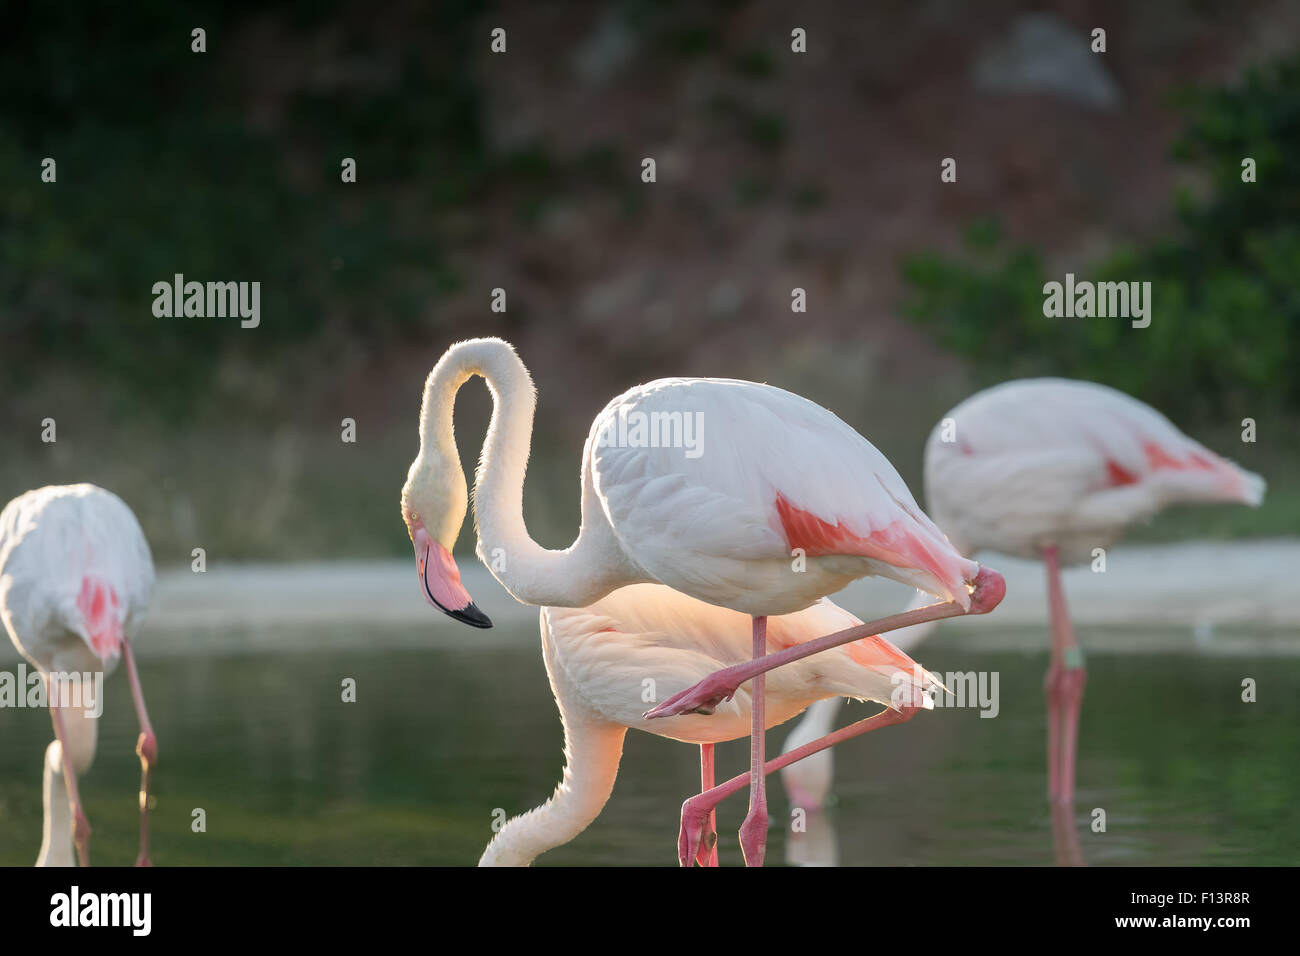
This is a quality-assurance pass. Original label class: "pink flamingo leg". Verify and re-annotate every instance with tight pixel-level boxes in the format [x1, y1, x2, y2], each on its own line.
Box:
[739, 616, 769, 867]
[48, 693, 91, 867]
[679, 704, 920, 867]
[1043, 546, 1086, 807]
[1050, 799, 1085, 867]
[645, 567, 1005, 721]
[120, 638, 157, 867]
[696, 744, 718, 867]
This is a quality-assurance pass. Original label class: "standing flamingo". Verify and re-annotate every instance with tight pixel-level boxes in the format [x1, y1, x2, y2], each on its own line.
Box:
[479, 583, 943, 866]
[0, 484, 158, 867]
[401, 338, 1005, 866]
[780, 378, 1264, 820]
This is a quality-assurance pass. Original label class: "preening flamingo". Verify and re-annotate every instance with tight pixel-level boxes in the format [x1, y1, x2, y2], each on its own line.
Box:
[0, 484, 158, 866]
[401, 338, 1005, 866]
[781, 378, 1264, 818]
[479, 583, 943, 866]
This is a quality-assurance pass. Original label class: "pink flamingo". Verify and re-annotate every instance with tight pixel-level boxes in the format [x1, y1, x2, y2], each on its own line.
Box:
[479, 583, 943, 866]
[780, 378, 1264, 822]
[401, 338, 1005, 866]
[0, 484, 158, 866]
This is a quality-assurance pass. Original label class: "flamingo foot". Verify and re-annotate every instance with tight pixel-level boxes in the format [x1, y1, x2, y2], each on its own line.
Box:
[693, 828, 718, 868]
[135, 729, 156, 867]
[704, 829, 718, 865]
[644, 669, 742, 720]
[137, 729, 158, 768]
[739, 804, 768, 867]
[969, 565, 1006, 614]
[678, 795, 714, 867]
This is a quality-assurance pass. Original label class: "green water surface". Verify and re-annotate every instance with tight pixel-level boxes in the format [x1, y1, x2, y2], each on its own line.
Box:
[1, 627, 1296, 866]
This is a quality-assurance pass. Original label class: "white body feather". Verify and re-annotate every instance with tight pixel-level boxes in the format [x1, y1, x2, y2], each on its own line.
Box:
[925, 378, 1264, 563]
[1, 483, 154, 675]
[587, 377, 980, 614]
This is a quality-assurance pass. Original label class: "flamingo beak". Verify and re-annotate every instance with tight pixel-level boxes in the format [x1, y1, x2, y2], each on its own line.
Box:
[412, 525, 492, 629]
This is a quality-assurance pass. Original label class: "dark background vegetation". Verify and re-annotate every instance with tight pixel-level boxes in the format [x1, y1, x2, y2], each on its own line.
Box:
[2, 0, 1297, 561]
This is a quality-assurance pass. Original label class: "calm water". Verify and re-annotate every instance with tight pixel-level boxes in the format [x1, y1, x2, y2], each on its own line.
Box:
[1, 626, 1297, 866]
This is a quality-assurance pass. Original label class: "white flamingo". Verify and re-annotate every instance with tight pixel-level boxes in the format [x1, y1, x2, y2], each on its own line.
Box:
[401, 338, 1005, 865]
[780, 378, 1264, 818]
[479, 583, 943, 866]
[0, 484, 157, 867]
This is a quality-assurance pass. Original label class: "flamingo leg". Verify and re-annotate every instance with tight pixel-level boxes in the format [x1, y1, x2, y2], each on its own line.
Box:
[120, 637, 157, 867]
[678, 704, 920, 867]
[48, 694, 91, 868]
[696, 744, 718, 867]
[1050, 798, 1085, 867]
[738, 616, 769, 867]
[645, 567, 1004, 721]
[1043, 546, 1086, 808]
[1044, 548, 1064, 801]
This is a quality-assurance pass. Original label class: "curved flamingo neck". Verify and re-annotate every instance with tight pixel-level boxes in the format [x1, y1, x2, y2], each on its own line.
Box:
[421, 337, 538, 552]
[37, 741, 77, 867]
[421, 339, 626, 607]
[479, 716, 626, 866]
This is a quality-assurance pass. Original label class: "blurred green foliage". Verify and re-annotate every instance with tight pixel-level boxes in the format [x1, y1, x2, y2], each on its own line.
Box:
[902, 55, 1300, 421]
[0, 1, 485, 420]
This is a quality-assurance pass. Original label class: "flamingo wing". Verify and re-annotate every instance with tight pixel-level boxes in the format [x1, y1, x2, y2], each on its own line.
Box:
[540, 592, 765, 741]
[543, 584, 940, 741]
[587, 378, 978, 610]
[925, 378, 1264, 558]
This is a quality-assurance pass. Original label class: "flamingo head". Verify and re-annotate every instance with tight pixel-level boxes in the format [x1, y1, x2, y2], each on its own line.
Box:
[401, 457, 492, 629]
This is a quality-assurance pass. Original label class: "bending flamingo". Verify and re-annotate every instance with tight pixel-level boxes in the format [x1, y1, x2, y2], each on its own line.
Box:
[0, 484, 158, 867]
[479, 583, 943, 866]
[781, 378, 1264, 817]
[401, 338, 1004, 866]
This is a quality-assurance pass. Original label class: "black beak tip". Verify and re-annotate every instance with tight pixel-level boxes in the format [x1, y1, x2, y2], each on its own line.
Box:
[447, 602, 493, 629]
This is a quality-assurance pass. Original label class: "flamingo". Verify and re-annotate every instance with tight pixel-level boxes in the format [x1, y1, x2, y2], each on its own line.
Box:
[401, 337, 1005, 866]
[0, 484, 157, 867]
[479, 583, 944, 866]
[780, 378, 1264, 820]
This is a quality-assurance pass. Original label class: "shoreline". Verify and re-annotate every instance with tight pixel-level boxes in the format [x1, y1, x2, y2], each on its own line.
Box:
[2, 539, 1296, 660]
